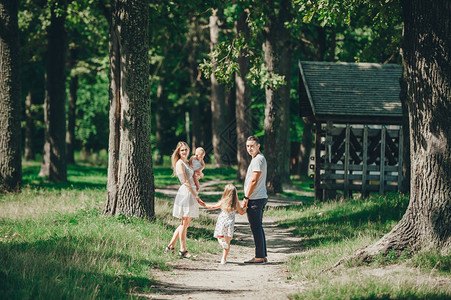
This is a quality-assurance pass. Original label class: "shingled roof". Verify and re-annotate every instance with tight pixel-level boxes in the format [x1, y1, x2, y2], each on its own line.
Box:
[298, 61, 403, 124]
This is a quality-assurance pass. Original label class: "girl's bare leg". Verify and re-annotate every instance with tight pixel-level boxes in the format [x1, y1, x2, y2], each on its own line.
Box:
[217, 236, 232, 263]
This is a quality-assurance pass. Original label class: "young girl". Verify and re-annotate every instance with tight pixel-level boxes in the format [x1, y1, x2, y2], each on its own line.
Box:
[189, 147, 205, 191]
[202, 184, 247, 264]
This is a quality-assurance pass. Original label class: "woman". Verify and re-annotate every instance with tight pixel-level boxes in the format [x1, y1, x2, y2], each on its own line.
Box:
[165, 141, 205, 258]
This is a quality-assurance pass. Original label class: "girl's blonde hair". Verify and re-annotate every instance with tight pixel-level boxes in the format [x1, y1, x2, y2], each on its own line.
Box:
[171, 141, 190, 174]
[220, 184, 239, 212]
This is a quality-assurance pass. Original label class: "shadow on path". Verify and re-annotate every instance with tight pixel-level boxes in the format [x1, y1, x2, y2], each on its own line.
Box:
[150, 180, 311, 299]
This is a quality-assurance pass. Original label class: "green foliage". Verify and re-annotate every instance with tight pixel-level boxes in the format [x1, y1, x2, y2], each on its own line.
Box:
[372, 248, 413, 266]
[75, 72, 109, 152]
[409, 250, 451, 275]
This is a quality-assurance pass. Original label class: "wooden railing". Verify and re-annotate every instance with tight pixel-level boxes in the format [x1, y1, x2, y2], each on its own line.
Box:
[312, 123, 404, 200]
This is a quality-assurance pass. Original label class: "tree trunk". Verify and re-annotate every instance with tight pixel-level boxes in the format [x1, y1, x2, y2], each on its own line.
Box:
[328, 27, 336, 62]
[399, 57, 411, 194]
[39, 1, 67, 182]
[354, 0, 451, 258]
[24, 92, 35, 161]
[209, 9, 228, 167]
[298, 117, 313, 178]
[66, 49, 78, 165]
[0, 0, 21, 193]
[187, 19, 201, 151]
[263, 0, 292, 194]
[235, 10, 252, 180]
[154, 80, 164, 165]
[104, 0, 155, 220]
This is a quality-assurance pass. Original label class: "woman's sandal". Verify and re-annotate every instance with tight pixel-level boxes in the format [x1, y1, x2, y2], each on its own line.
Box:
[164, 246, 175, 254]
[179, 250, 192, 258]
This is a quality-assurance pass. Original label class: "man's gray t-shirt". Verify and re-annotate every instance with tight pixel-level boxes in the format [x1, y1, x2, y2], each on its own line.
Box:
[244, 153, 267, 199]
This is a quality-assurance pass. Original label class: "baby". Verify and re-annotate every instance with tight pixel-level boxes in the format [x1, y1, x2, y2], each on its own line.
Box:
[189, 147, 205, 191]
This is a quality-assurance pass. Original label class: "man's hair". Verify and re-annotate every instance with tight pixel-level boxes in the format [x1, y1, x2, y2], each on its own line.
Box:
[246, 136, 260, 144]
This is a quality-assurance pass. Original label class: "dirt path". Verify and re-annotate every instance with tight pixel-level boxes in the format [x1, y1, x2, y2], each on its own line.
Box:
[150, 183, 308, 299]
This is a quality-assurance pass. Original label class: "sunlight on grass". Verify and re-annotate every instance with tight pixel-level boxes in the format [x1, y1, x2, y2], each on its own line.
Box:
[268, 193, 451, 299]
[0, 162, 220, 299]
[2, 161, 450, 299]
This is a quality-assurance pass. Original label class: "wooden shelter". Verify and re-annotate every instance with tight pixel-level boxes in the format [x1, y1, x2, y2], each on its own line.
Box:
[298, 61, 404, 200]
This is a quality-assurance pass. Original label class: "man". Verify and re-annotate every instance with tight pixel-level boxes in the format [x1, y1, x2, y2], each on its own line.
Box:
[242, 136, 268, 263]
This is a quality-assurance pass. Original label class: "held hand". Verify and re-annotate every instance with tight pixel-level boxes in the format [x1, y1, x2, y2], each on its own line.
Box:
[242, 198, 248, 208]
[196, 197, 206, 207]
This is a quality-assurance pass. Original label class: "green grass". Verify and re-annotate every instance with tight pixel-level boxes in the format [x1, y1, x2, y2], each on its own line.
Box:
[2, 160, 450, 299]
[0, 161, 219, 299]
[265, 194, 451, 299]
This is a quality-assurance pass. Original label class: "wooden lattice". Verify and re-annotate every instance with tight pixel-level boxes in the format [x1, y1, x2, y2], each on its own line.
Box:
[312, 123, 404, 200]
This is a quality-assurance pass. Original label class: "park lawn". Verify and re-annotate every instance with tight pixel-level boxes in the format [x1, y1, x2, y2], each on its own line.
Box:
[1, 160, 450, 299]
[0, 161, 219, 299]
[265, 194, 451, 299]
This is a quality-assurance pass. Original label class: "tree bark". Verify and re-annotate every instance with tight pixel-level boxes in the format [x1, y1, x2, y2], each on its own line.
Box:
[154, 80, 164, 165]
[104, 0, 155, 220]
[263, 0, 292, 194]
[187, 19, 201, 152]
[399, 57, 411, 194]
[298, 117, 313, 178]
[0, 0, 21, 193]
[66, 49, 78, 165]
[24, 92, 35, 161]
[353, 0, 451, 259]
[209, 9, 228, 167]
[39, 1, 67, 182]
[235, 10, 251, 180]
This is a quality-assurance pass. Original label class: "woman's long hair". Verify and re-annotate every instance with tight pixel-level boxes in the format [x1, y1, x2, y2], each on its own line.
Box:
[171, 141, 190, 175]
[220, 184, 239, 212]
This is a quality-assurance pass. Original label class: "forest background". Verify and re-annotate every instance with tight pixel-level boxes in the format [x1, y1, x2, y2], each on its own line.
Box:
[17, 0, 402, 177]
[1, 0, 450, 298]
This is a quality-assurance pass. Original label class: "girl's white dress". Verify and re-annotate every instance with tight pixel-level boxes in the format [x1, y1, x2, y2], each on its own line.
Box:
[173, 160, 199, 218]
[214, 210, 236, 238]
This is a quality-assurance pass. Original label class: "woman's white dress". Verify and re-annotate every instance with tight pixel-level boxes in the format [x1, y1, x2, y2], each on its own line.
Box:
[173, 160, 199, 218]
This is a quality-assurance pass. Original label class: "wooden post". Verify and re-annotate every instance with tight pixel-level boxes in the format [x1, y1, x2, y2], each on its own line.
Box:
[362, 125, 369, 197]
[397, 126, 403, 192]
[314, 122, 322, 201]
[344, 124, 350, 198]
[324, 121, 334, 200]
[380, 126, 386, 195]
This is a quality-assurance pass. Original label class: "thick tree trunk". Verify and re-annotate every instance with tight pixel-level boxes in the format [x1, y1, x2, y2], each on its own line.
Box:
[0, 1, 21, 193]
[209, 9, 228, 167]
[39, 2, 67, 182]
[104, 0, 154, 220]
[399, 61, 411, 194]
[235, 10, 252, 180]
[263, 0, 292, 194]
[24, 92, 35, 161]
[353, 0, 451, 259]
[66, 49, 78, 165]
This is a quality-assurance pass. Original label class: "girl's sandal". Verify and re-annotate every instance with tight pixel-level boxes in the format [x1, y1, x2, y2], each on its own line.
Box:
[164, 246, 175, 254]
[179, 250, 192, 258]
